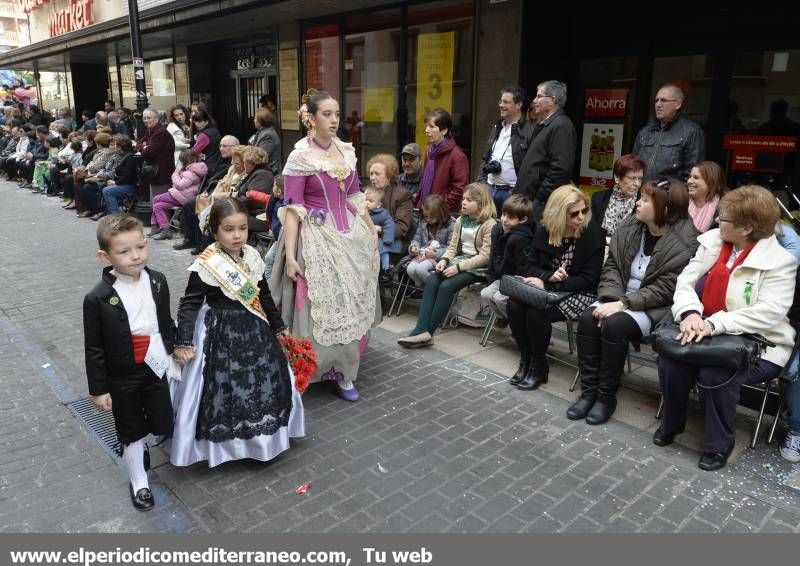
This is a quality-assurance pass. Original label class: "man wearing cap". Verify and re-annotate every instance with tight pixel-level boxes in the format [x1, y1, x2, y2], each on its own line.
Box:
[479, 85, 531, 214]
[398, 142, 423, 202]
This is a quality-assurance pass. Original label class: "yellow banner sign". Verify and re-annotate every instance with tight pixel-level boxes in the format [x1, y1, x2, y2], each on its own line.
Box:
[415, 32, 455, 153]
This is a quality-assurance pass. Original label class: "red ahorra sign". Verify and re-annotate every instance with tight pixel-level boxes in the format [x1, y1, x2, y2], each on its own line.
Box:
[584, 89, 629, 117]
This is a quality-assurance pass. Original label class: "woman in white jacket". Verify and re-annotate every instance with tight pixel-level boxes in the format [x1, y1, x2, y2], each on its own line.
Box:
[167, 104, 191, 169]
[655, 185, 797, 471]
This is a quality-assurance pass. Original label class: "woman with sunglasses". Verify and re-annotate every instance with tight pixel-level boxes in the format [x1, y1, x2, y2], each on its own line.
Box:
[567, 178, 698, 425]
[507, 185, 604, 391]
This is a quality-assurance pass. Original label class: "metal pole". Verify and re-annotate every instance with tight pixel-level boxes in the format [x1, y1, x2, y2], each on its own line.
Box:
[128, 0, 148, 112]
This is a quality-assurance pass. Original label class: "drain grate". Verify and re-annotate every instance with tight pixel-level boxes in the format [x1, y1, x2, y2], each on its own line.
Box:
[66, 397, 120, 459]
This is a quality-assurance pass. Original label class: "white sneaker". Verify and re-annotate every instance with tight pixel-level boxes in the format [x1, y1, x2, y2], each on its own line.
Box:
[338, 379, 354, 390]
[780, 431, 800, 463]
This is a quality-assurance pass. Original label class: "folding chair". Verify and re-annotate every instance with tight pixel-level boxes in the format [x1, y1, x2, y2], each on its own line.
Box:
[168, 206, 183, 232]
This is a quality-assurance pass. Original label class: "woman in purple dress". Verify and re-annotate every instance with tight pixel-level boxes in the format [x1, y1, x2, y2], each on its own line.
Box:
[270, 91, 380, 402]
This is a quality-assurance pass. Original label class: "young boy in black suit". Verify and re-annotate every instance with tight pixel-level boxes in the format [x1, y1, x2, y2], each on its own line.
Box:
[83, 214, 174, 511]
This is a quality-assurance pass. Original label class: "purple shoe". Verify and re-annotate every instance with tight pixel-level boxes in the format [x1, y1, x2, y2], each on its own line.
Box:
[335, 380, 359, 402]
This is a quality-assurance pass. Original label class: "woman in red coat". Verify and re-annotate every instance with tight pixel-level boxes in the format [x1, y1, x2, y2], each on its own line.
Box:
[137, 108, 176, 199]
[415, 108, 470, 214]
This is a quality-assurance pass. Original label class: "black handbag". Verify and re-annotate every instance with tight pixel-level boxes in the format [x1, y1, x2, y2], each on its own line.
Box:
[499, 275, 572, 310]
[651, 321, 775, 373]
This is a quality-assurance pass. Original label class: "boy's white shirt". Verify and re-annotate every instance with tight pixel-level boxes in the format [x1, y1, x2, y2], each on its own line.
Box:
[111, 269, 178, 379]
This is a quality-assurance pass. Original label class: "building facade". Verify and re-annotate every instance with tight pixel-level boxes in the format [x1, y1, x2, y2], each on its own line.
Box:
[2, 1, 799, 192]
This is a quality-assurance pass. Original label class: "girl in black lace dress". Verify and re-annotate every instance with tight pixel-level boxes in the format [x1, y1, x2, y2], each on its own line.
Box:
[170, 198, 304, 467]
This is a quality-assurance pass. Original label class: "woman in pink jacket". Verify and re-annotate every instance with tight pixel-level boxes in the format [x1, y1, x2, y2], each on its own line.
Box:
[150, 149, 208, 240]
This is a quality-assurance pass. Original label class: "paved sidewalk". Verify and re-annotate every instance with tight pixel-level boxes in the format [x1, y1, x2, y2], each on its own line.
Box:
[2, 181, 800, 533]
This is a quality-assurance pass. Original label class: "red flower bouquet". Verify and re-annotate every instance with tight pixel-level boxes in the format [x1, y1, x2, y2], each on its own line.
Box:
[278, 333, 318, 393]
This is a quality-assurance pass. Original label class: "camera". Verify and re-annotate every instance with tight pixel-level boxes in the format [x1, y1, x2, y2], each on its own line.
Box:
[482, 160, 502, 175]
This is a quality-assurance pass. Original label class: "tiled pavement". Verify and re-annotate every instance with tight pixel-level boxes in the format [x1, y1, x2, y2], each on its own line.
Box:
[2, 180, 800, 533]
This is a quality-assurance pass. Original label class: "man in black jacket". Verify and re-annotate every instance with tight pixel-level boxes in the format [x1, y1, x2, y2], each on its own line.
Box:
[515, 80, 577, 223]
[633, 84, 704, 181]
[478, 85, 531, 215]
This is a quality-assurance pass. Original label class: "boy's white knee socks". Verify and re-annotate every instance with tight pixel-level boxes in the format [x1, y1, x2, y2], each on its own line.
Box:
[123, 439, 149, 493]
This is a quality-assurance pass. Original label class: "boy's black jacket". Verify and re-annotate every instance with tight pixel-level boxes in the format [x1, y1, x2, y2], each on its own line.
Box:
[83, 266, 174, 396]
[487, 222, 535, 283]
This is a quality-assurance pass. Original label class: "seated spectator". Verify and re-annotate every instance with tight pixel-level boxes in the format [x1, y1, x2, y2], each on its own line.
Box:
[568, 178, 698, 424]
[95, 134, 138, 219]
[75, 136, 121, 218]
[780, 264, 800, 463]
[19, 126, 49, 189]
[33, 135, 60, 193]
[4, 126, 32, 181]
[405, 194, 455, 288]
[397, 182, 496, 348]
[656, 185, 796, 471]
[59, 139, 86, 207]
[229, 145, 273, 233]
[367, 153, 414, 258]
[172, 135, 238, 254]
[506, 185, 603, 391]
[0, 126, 28, 175]
[149, 149, 208, 240]
[480, 194, 534, 325]
[246, 175, 286, 281]
[687, 161, 727, 233]
[365, 186, 399, 285]
[592, 154, 645, 249]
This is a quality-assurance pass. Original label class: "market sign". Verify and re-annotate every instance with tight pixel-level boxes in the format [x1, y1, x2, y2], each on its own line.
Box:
[16, 0, 124, 42]
[584, 89, 628, 117]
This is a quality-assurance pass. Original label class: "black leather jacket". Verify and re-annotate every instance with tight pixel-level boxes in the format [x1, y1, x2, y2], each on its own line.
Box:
[515, 109, 577, 204]
[477, 116, 531, 183]
[83, 267, 174, 396]
[633, 113, 705, 182]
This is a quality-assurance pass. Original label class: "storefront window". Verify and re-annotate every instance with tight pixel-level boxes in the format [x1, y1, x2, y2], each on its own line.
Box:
[38, 70, 71, 112]
[727, 50, 800, 193]
[344, 9, 401, 173]
[406, 0, 474, 160]
[120, 57, 177, 110]
[305, 23, 341, 101]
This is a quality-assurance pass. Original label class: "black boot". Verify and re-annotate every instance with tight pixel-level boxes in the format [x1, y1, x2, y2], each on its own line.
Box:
[567, 334, 602, 420]
[517, 357, 548, 390]
[586, 338, 629, 425]
[510, 352, 531, 386]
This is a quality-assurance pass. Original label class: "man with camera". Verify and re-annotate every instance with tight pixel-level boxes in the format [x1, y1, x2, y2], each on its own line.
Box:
[515, 80, 577, 223]
[479, 85, 530, 214]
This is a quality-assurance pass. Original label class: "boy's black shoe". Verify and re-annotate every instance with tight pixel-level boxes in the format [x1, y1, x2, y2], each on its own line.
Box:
[129, 483, 154, 511]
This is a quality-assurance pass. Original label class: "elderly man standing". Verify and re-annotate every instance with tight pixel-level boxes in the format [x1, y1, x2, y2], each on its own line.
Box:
[398, 143, 422, 201]
[633, 84, 704, 181]
[515, 80, 576, 223]
[173, 134, 239, 254]
[137, 108, 175, 199]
